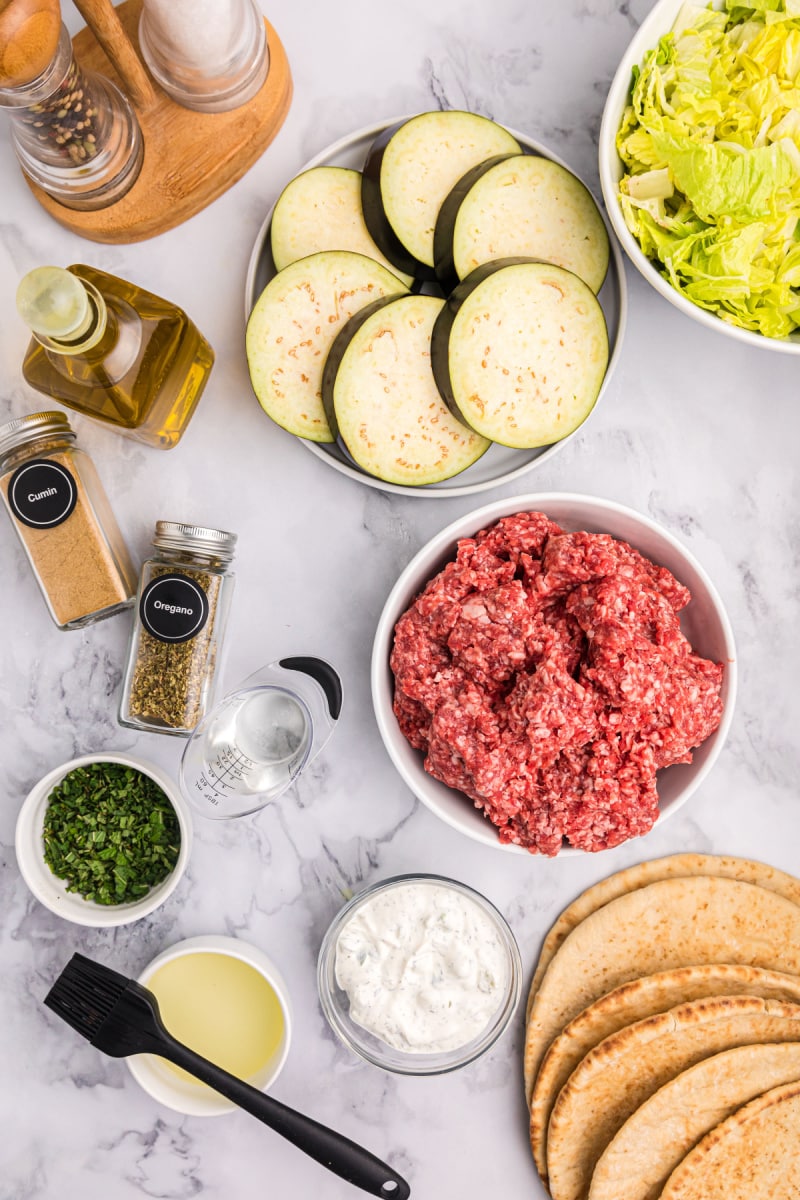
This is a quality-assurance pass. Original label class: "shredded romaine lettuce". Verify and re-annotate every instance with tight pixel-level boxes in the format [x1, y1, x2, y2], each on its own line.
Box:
[618, 0, 800, 336]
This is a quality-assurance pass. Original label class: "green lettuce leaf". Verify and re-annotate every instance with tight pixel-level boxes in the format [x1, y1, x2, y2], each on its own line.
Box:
[617, 0, 800, 336]
[649, 132, 798, 220]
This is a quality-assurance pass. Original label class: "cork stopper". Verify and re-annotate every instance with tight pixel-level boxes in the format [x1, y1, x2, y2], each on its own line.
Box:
[0, 0, 62, 89]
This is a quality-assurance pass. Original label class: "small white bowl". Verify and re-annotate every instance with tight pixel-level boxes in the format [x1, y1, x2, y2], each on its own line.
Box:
[371, 493, 737, 857]
[15, 752, 191, 927]
[598, 0, 800, 354]
[128, 935, 292, 1116]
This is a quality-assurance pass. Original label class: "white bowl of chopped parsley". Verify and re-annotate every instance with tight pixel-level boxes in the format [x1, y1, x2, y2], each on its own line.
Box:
[15, 753, 192, 926]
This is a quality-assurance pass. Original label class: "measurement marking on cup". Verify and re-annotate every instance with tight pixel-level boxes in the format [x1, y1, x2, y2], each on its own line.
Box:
[204, 750, 258, 795]
[180, 679, 331, 818]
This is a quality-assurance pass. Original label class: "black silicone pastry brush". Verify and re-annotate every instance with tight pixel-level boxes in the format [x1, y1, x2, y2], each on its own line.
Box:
[44, 952, 410, 1199]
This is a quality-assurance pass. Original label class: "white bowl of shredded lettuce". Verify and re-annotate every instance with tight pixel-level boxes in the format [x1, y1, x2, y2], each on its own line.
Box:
[599, 0, 800, 350]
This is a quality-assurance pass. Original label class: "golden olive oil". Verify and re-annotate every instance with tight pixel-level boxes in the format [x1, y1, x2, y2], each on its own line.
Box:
[147, 951, 285, 1088]
[19, 264, 214, 449]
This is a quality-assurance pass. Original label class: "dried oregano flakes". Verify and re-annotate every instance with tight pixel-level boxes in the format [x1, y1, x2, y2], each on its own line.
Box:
[42, 762, 181, 905]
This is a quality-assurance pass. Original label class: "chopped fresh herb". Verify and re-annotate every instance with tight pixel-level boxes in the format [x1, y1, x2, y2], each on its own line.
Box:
[42, 762, 181, 905]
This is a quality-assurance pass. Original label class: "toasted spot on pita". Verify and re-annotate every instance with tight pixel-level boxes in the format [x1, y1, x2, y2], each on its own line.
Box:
[546, 996, 800, 1200]
[530, 964, 800, 1178]
[659, 1080, 800, 1200]
[588, 1042, 800, 1200]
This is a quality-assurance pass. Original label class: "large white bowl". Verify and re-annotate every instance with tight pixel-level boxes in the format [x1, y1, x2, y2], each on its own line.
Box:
[15, 752, 192, 927]
[599, 0, 800, 354]
[371, 493, 737, 857]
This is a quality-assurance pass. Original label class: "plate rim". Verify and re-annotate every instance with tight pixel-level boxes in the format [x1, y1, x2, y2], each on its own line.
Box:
[245, 113, 629, 498]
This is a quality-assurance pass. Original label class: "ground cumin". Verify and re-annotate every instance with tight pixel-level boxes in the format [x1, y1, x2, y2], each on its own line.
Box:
[0, 436, 136, 628]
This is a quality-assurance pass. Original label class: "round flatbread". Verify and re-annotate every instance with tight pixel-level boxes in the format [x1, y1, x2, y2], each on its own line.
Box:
[524, 877, 800, 1114]
[589, 1042, 800, 1200]
[546, 996, 800, 1200]
[530, 964, 800, 1178]
[526, 854, 800, 1022]
[659, 1080, 800, 1200]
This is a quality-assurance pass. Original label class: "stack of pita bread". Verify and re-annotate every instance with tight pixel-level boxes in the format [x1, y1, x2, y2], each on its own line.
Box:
[523, 853, 800, 1200]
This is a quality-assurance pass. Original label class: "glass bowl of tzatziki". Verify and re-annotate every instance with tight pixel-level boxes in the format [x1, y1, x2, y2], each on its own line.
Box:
[317, 873, 522, 1074]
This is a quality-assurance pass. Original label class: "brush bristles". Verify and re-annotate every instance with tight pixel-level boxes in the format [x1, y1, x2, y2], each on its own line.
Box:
[44, 953, 131, 1040]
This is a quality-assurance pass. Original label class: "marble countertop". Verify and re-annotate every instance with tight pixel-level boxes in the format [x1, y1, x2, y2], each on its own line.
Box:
[2, 1, 799, 1197]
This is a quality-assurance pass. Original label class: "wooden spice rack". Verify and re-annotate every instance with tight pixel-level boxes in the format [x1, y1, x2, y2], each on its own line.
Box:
[26, 0, 292, 242]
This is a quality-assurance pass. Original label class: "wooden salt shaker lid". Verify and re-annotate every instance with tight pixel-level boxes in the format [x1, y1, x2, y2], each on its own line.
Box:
[0, 0, 61, 88]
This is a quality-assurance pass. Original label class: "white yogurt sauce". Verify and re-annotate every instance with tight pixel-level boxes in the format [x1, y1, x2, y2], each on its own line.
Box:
[334, 881, 509, 1054]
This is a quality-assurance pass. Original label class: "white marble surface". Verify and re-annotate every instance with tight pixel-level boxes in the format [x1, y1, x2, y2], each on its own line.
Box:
[1, 1, 799, 1198]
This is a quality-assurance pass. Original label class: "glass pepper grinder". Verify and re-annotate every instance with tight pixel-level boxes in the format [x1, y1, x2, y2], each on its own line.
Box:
[0, 2, 143, 210]
[138, 0, 268, 113]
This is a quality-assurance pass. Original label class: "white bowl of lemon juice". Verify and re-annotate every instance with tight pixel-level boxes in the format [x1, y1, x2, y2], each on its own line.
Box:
[128, 934, 292, 1116]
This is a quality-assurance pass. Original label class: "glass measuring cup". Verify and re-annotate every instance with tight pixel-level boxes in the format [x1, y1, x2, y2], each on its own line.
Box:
[180, 657, 342, 819]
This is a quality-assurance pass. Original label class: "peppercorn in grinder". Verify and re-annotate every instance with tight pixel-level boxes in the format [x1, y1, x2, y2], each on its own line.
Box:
[0, 0, 143, 208]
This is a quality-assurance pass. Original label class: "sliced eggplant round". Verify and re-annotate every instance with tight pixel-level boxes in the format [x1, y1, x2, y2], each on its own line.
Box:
[361, 111, 521, 279]
[269, 166, 414, 287]
[246, 251, 409, 443]
[322, 293, 490, 486]
[434, 155, 609, 294]
[431, 258, 608, 449]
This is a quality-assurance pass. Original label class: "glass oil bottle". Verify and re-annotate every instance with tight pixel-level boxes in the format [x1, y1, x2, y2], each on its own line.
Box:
[17, 264, 214, 450]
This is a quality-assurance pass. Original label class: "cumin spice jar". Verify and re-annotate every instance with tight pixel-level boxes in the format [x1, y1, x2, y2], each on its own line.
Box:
[0, 411, 136, 629]
[119, 522, 237, 736]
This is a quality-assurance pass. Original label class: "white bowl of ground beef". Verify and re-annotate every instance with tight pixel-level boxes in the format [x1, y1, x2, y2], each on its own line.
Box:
[371, 494, 737, 857]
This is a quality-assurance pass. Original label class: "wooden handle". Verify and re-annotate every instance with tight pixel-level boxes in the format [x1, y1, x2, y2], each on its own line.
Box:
[0, 0, 61, 87]
[71, 0, 156, 109]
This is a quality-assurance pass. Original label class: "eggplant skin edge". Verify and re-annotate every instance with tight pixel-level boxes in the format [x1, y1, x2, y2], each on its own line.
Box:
[430, 256, 608, 446]
[320, 294, 405, 440]
[361, 121, 427, 282]
[322, 292, 489, 486]
[361, 113, 522, 285]
[433, 151, 535, 293]
[431, 258, 542, 432]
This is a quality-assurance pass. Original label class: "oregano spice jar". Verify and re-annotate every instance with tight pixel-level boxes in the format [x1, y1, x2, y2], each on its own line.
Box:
[0, 410, 136, 629]
[119, 522, 237, 736]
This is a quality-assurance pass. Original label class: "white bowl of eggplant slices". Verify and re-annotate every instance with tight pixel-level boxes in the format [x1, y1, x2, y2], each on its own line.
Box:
[245, 110, 627, 497]
[15, 752, 192, 927]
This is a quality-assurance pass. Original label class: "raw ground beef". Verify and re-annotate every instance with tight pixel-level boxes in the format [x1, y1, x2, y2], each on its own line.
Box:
[390, 512, 725, 856]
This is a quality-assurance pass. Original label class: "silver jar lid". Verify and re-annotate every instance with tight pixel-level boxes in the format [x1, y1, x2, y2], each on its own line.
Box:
[0, 411, 74, 461]
[153, 520, 237, 563]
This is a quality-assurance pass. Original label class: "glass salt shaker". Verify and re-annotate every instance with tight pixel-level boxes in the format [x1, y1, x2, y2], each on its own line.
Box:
[0, 23, 143, 210]
[138, 0, 268, 113]
[0, 411, 137, 629]
[119, 521, 237, 737]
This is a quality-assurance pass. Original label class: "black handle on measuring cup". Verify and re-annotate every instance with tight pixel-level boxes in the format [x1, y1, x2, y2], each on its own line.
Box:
[280, 657, 343, 720]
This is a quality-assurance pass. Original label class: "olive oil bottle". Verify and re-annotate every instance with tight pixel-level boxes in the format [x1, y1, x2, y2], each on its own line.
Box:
[17, 264, 214, 449]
